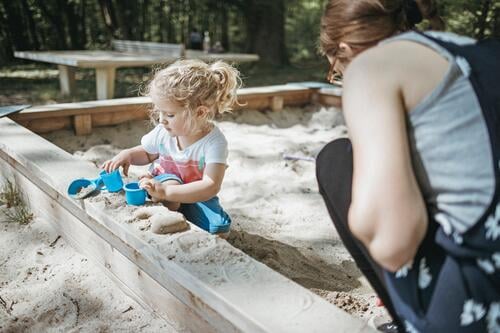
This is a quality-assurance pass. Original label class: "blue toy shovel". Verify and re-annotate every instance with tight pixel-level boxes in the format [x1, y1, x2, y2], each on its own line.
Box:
[67, 177, 103, 199]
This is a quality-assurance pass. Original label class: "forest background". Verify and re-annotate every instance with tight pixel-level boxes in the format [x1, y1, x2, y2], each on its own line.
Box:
[0, 0, 499, 104]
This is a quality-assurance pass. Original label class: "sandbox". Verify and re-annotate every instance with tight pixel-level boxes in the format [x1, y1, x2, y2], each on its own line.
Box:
[1, 85, 378, 332]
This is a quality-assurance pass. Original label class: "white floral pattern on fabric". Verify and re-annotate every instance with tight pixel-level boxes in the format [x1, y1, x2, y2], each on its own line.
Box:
[418, 258, 432, 289]
[485, 203, 500, 241]
[493, 253, 500, 269]
[405, 320, 420, 333]
[487, 302, 500, 333]
[460, 299, 486, 326]
[477, 258, 496, 274]
[395, 261, 413, 278]
[452, 232, 464, 244]
[435, 213, 453, 235]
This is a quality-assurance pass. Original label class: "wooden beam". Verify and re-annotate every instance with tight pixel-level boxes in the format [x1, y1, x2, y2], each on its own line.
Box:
[74, 114, 92, 135]
[58, 65, 76, 96]
[317, 87, 342, 108]
[96, 67, 117, 100]
[9, 84, 339, 135]
[0, 118, 373, 333]
[270, 96, 284, 112]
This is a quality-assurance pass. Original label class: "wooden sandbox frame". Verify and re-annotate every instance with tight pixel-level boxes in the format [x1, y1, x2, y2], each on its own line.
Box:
[1, 84, 374, 332]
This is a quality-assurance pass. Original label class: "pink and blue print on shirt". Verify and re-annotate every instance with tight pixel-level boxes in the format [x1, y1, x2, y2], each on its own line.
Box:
[151, 155, 205, 184]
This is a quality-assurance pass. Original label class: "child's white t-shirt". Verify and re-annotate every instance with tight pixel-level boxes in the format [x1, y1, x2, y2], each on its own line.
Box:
[141, 125, 228, 184]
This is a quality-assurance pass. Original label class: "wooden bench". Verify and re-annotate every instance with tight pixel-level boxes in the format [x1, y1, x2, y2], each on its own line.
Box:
[112, 39, 185, 57]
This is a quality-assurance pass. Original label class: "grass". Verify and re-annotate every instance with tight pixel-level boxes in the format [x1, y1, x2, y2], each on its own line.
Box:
[0, 178, 34, 224]
[0, 59, 330, 106]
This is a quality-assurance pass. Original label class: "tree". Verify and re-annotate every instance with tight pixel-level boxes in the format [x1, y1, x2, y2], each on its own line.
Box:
[241, 0, 288, 65]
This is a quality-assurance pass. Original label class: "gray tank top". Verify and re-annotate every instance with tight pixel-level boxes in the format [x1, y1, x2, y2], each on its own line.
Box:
[383, 31, 495, 234]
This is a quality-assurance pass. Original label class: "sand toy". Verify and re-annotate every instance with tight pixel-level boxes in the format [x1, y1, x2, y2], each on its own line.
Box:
[67, 176, 104, 199]
[67, 169, 123, 199]
[123, 182, 146, 205]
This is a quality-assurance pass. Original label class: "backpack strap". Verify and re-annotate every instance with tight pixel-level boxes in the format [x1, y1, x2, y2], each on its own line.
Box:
[416, 31, 500, 220]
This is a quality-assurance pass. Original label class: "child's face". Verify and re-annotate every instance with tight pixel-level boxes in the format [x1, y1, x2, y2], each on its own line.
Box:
[154, 99, 189, 137]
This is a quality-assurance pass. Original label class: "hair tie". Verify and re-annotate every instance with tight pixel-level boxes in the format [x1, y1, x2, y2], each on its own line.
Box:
[405, 0, 423, 26]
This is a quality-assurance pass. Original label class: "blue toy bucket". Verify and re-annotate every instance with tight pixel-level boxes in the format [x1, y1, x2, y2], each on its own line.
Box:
[99, 169, 123, 192]
[123, 182, 146, 206]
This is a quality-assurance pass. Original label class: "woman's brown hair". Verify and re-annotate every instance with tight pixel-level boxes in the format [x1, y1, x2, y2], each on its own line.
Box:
[319, 0, 444, 57]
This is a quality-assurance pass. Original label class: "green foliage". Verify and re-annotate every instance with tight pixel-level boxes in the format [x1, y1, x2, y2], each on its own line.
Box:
[285, 0, 326, 62]
[440, 0, 500, 39]
[0, 0, 498, 66]
[0, 178, 34, 225]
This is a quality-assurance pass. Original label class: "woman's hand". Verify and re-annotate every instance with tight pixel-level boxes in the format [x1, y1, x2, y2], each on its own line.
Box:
[101, 149, 133, 176]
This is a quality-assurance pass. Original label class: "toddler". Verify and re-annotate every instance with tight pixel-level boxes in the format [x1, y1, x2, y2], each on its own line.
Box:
[102, 59, 241, 236]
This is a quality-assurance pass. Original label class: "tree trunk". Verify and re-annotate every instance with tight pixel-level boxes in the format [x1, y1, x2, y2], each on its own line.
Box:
[220, 3, 229, 50]
[21, 0, 39, 49]
[36, 0, 68, 49]
[141, 0, 149, 40]
[80, 0, 87, 47]
[2, 1, 32, 51]
[158, 0, 165, 42]
[166, 1, 176, 43]
[66, 0, 84, 49]
[97, 0, 119, 38]
[113, 0, 140, 40]
[245, 0, 288, 66]
[0, 2, 14, 63]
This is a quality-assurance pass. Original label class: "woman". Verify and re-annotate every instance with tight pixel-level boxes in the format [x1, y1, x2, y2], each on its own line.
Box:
[316, 1, 499, 332]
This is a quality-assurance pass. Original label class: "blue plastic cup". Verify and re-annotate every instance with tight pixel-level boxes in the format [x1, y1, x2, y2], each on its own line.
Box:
[123, 182, 146, 206]
[99, 169, 123, 192]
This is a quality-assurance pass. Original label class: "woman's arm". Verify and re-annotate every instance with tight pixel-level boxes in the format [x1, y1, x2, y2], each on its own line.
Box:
[141, 163, 226, 203]
[343, 46, 428, 272]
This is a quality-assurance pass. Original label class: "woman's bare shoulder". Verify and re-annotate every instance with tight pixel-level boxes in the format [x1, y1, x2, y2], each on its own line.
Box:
[346, 40, 449, 111]
[347, 40, 431, 78]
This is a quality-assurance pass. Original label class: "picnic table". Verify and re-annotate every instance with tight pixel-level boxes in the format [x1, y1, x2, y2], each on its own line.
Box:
[14, 48, 259, 100]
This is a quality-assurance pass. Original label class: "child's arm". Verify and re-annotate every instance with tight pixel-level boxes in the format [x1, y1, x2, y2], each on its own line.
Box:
[101, 145, 158, 176]
[139, 163, 225, 203]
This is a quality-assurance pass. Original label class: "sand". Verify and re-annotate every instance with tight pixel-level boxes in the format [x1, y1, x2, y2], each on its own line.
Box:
[1, 104, 390, 330]
[0, 207, 174, 333]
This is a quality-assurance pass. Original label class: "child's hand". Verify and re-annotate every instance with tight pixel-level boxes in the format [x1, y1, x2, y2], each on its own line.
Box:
[139, 178, 167, 201]
[139, 173, 153, 180]
[101, 150, 132, 176]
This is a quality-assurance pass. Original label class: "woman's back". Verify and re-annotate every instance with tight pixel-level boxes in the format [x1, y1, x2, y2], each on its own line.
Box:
[378, 31, 496, 236]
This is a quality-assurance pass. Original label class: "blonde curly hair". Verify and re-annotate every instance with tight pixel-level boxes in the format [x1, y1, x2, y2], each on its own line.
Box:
[146, 59, 242, 133]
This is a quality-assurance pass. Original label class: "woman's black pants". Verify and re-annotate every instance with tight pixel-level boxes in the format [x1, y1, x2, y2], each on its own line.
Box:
[316, 138, 403, 328]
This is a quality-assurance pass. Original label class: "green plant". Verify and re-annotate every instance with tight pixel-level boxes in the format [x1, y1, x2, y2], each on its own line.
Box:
[0, 179, 22, 208]
[0, 178, 33, 224]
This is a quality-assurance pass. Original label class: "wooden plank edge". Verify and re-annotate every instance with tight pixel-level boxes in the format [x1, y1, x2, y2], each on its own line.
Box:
[10, 85, 315, 120]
